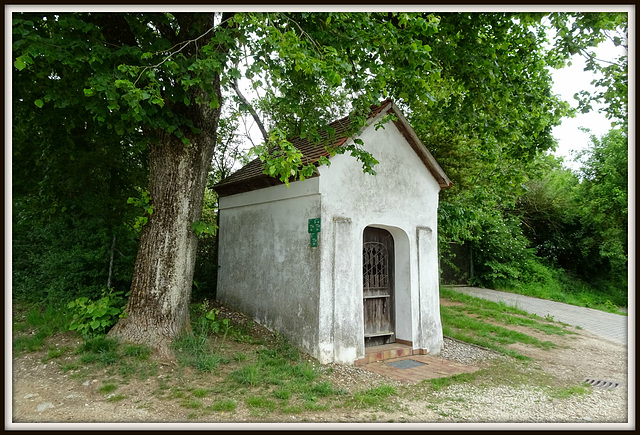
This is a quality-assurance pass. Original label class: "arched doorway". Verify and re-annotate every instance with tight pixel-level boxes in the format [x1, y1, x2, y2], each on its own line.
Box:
[362, 226, 395, 347]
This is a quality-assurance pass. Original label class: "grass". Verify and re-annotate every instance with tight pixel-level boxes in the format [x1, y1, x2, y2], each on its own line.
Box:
[548, 383, 591, 399]
[441, 294, 576, 337]
[439, 287, 581, 361]
[11, 294, 600, 421]
[207, 399, 237, 412]
[12, 302, 72, 355]
[107, 394, 127, 403]
[41, 345, 70, 363]
[192, 388, 209, 398]
[181, 398, 204, 409]
[484, 272, 628, 315]
[8, 298, 352, 419]
[123, 344, 152, 360]
[428, 372, 479, 392]
[351, 385, 397, 408]
[98, 383, 118, 394]
[223, 340, 346, 415]
[245, 395, 277, 413]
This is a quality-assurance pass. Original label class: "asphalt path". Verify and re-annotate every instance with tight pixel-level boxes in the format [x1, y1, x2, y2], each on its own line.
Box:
[446, 286, 629, 346]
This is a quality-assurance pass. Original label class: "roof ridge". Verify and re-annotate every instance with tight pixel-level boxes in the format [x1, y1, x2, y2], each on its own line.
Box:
[215, 100, 396, 194]
[212, 98, 459, 197]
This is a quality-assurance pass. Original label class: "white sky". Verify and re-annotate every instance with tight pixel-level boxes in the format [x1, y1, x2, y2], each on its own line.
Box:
[549, 34, 628, 171]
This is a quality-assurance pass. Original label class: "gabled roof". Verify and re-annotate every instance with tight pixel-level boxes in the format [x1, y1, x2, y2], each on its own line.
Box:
[214, 99, 452, 197]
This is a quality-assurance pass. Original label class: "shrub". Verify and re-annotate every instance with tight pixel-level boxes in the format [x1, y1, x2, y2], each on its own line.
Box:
[67, 288, 128, 338]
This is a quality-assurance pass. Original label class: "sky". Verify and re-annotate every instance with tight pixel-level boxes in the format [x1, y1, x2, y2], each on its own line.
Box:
[549, 34, 628, 171]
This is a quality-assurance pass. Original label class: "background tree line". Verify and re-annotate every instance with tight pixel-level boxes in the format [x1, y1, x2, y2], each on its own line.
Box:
[11, 11, 628, 353]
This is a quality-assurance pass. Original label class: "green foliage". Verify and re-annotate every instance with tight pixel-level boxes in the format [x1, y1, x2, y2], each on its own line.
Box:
[414, 13, 568, 163]
[193, 185, 222, 300]
[435, 125, 627, 304]
[547, 12, 628, 125]
[428, 372, 477, 391]
[471, 215, 537, 286]
[548, 383, 591, 399]
[12, 13, 148, 306]
[193, 301, 230, 336]
[352, 385, 397, 408]
[12, 11, 628, 348]
[191, 220, 217, 237]
[12, 211, 139, 303]
[123, 344, 153, 360]
[127, 191, 154, 229]
[427, 129, 554, 291]
[254, 128, 314, 186]
[173, 302, 233, 373]
[208, 399, 237, 412]
[514, 130, 628, 298]
[576, 128, 628, 277]
[67, 289, 128, 338]
[12, 302, 73, 354]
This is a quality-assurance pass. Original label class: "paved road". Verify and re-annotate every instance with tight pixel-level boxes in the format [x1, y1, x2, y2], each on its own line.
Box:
[447, 286, 629, 346]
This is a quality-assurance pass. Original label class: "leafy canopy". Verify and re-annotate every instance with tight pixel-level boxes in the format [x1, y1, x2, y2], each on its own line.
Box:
[12, 11, 628, 304]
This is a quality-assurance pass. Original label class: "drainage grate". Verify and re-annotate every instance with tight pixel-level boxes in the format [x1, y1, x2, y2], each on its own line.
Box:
[387, 359, 427, 369]
[584, 378, 621, 390]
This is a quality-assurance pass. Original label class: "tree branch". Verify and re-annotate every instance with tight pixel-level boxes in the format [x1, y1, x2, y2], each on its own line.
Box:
[580, 48, 620, 66]
[232, 79, 269, 144]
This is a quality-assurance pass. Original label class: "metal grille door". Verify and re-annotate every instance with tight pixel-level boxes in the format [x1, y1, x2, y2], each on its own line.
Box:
[363, 227, 395, 346]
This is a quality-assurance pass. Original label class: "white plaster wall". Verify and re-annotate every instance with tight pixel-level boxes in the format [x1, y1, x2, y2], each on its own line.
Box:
[216, 178, 323, 359]
[317, 118, 444, 362]
[217, 114, 446, 364]
[417, 226, 444, 353]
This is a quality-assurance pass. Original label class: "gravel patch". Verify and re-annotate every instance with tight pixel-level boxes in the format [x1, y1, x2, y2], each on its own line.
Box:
[435, 337, 507, 365]
[426, 383, 628, 423]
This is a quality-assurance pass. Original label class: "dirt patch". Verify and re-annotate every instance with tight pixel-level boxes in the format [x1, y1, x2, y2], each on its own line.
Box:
[10, 302, 630, 426]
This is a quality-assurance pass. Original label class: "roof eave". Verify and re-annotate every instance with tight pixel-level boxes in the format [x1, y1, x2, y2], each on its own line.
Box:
[214, 99, 453, 197]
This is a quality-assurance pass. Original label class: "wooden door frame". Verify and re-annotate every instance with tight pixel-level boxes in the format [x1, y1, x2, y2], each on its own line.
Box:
[362, 226, 395, 347]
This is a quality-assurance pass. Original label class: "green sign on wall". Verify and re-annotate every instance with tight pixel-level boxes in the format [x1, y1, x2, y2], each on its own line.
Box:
[308, 218, 321, 233]
[308, 218, 321, 247]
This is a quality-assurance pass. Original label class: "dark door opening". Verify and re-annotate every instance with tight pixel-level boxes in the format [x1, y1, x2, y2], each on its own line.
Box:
[362, 226, 395, 347]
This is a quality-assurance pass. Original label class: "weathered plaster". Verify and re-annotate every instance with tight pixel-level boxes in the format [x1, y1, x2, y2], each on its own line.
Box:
[316, 113, 443, 362]
[217, 108, 444, 364]
[216, 180, 322, 356]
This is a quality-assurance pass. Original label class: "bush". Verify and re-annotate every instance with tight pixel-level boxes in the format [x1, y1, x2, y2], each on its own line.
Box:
[469, 214, 536, 288]
[12, 212, 138, 303]
[67, 288, 128, 338]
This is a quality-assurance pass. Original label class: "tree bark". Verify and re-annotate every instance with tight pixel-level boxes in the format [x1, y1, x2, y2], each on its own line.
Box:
[108, 84, 222, 358]
[106, 233, 116, 290]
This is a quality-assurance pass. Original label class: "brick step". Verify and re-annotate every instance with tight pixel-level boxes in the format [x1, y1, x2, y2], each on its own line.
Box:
[355, 345, 427, 366]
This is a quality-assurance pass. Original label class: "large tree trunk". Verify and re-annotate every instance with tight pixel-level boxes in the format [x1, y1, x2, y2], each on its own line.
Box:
[109, 86, 222, 358]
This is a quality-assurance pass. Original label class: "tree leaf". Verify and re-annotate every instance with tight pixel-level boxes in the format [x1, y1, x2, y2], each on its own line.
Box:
[14, 57, 26, 71]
